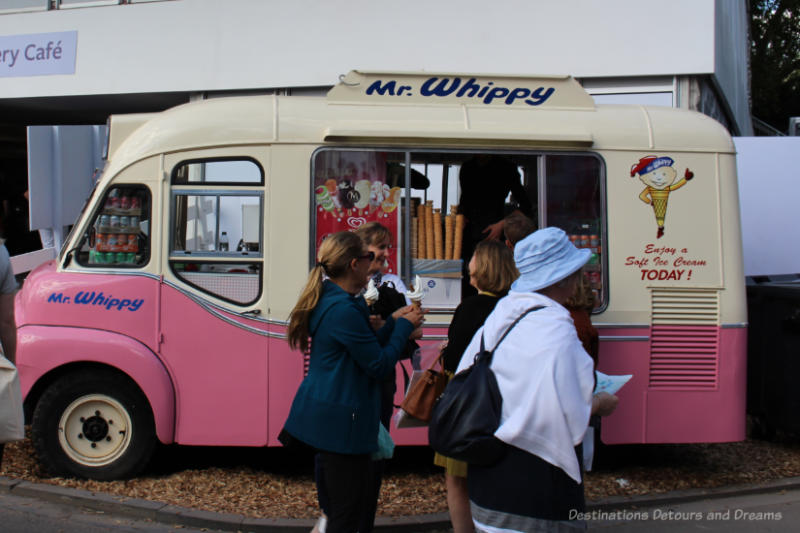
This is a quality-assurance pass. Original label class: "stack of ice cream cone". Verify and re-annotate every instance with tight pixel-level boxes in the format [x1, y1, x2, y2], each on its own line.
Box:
[425, 201, 435, 260]
[453, 213, 465, 261]
[417, 203, 427, 259]
[412, 202, 464, 261]
[444, 205, 457, 260]
[410, 217, 419, 259]
[433, 209, 443, 259]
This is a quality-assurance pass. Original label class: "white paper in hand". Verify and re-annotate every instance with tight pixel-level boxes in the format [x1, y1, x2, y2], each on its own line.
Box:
[595, 371, 632, 395]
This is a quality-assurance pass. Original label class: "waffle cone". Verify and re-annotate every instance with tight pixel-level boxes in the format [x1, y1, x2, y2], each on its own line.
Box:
[444, 214, 454, 260]
[411, 217, 419, 259]
[453, 214, 465, 260]
[417, 204, 427, 259]
[433, 209, 443, 260]
[425, 202, 434, 260]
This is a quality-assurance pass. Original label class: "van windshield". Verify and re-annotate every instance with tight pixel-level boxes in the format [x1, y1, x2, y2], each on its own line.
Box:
[60, 179, 101, 262]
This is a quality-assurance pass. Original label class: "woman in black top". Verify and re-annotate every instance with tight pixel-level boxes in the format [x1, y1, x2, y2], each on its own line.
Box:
[436, 240, 519, 533]
[357, 222, 423, 533]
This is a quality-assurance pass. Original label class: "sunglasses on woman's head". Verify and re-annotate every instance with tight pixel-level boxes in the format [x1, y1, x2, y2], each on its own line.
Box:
[358, 251, 376, 261]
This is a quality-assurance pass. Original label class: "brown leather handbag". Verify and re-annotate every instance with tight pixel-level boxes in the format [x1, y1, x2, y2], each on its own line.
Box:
[400, 353, 447, 422]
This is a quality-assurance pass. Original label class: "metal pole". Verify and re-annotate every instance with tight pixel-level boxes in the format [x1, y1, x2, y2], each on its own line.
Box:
[404, 152, 412, 284]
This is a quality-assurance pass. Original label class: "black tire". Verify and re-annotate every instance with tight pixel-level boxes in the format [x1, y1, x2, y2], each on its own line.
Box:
[31, 369, 156, 480]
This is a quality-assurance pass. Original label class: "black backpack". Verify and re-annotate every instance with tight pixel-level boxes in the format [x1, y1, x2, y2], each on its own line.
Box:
[428, 306, 543, 465]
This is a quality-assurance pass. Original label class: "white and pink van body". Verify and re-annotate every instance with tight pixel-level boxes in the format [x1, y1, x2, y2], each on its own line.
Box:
[15, 72, 746, 479]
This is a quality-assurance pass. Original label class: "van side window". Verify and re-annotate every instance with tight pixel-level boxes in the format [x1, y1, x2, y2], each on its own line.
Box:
[543, 155, 605, 308]
[172, 158, 263, 185]
[76, 185, 151, 268]
[169, 159, 263, 306]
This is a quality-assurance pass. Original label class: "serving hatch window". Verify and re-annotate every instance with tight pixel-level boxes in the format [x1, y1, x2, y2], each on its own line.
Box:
[311, 149, 606, 311]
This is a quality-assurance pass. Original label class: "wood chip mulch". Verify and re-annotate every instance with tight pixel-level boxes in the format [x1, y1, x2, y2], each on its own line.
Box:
[3, 429, 800, 519]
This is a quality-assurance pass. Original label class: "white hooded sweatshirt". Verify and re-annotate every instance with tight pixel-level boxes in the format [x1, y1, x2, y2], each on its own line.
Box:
[455, 290, 595, 483]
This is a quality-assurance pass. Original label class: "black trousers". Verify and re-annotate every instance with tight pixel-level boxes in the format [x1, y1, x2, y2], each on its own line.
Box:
[315, 379, 395, 533]
[316, 451, 372, 533]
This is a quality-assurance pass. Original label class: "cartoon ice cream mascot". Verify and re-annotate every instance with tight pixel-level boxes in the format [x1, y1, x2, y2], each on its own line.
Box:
[630, 156, 694, 239]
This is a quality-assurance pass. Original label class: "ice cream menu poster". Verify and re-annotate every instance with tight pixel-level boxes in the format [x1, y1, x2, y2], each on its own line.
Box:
[314, 151, 401, 274]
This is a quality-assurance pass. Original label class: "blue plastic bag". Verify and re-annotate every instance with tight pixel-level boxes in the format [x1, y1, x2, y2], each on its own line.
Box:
[371, 423, 395, 460]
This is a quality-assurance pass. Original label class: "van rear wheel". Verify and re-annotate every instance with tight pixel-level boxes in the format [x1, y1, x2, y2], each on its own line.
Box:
[31, 370, 156, 480]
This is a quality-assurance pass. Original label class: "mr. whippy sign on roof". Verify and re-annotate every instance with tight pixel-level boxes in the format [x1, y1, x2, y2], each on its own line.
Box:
[328, 70, 596, 110]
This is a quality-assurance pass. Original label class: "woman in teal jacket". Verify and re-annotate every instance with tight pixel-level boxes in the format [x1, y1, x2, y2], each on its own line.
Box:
[283, 231, 423, 533]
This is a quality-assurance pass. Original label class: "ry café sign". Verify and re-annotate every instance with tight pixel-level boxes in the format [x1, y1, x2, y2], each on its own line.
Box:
[0, 31, 77, 77]
[328, 70, 596, 110]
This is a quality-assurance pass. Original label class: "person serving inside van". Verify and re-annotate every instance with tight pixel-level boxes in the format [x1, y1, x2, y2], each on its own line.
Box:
[457, 154, 533, 296]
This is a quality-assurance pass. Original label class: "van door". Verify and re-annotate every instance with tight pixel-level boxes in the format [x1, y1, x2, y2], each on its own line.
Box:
[160, 152, 270, 446]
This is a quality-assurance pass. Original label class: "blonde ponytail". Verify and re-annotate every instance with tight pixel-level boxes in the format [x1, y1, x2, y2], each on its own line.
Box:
[287, 231, 365, 352]
[287, 265, 325, 352]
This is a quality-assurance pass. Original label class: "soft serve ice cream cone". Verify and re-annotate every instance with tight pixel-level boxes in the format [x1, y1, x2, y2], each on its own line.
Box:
[364, 278, 380, 307]
[406, 275, 425, 308]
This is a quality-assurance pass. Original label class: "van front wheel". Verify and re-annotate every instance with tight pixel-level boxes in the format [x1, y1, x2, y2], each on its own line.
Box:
[31, 370, 156, 480]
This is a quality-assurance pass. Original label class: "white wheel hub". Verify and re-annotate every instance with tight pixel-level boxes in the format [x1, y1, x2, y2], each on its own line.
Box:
[58, 394, 133, 467]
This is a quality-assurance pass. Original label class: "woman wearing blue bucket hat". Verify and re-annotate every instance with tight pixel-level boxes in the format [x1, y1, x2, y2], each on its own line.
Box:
[454, 227, 617, 531]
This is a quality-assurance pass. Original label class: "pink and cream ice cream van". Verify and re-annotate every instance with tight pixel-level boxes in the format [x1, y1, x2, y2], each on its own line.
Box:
[15, 71, 747, 479]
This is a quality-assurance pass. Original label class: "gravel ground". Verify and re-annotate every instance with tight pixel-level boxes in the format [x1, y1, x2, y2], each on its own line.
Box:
[3, 428, 800, 519]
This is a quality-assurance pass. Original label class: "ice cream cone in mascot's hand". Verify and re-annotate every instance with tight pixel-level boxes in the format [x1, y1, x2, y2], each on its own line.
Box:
[630, 155, 694, 239]
[407, 275, 425, 308]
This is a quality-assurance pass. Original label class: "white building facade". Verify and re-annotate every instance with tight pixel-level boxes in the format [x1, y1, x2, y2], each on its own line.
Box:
[0, 0, 752, 259]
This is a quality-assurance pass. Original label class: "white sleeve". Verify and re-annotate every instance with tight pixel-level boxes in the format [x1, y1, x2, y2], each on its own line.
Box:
[554, 337, 595, 445]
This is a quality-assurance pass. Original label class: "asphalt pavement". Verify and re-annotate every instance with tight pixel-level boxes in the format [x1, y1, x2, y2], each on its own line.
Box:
[3, 474, 800, 532]
[0, 488, 229, 533]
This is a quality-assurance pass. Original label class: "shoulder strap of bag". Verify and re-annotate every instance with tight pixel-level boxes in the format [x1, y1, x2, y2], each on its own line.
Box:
[393, 361, 412, 409]
[478, 305, 544, 364]
[427, 351, 445, 371]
